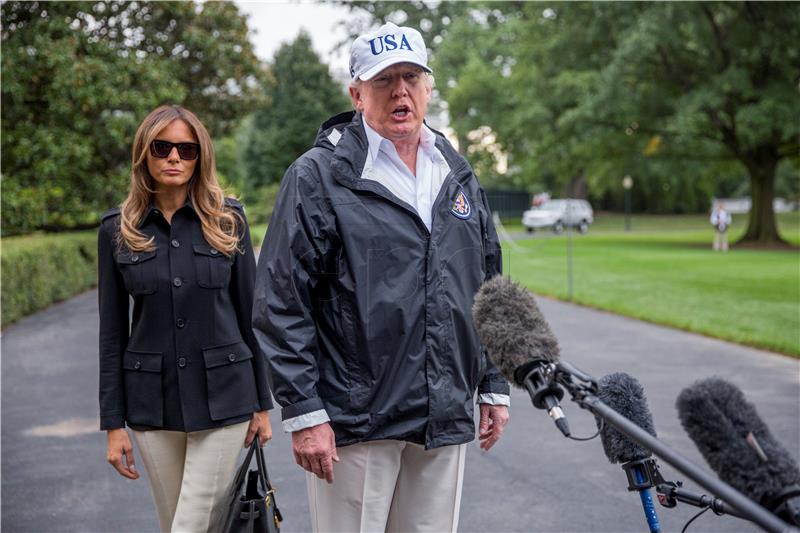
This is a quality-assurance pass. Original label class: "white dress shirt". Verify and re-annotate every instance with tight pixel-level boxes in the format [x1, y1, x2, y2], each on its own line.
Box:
[360, 119, 450, 231]
[282, 119, 509, 433]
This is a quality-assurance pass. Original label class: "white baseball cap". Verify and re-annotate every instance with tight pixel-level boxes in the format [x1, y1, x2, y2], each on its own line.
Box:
[349, 22, 432, 81]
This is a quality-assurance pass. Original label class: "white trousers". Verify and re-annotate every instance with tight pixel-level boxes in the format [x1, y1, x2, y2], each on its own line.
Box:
[131, 421, 249, 533]
[307, 440, 467, 533]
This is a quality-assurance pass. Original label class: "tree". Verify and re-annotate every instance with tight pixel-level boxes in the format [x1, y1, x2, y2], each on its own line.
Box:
[243, 32, 350, 190]
[1, 1, 264, 234]
[348, 2, 800, 244]
[566, 2, 800, 244]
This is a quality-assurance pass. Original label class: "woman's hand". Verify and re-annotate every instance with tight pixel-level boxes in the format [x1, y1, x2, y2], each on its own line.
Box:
[106, 428, 139, 480]
[245, 410, 272, 447]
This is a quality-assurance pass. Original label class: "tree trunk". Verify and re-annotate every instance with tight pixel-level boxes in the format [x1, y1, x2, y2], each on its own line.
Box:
[563, 168, 587, 199]
[739, 150, 785, 245]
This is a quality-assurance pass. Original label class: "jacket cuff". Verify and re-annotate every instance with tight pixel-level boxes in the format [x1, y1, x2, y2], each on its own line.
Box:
[258, 395, 274, 411]
[478, 379, 510, 395]
[477, 393, 510, 407]
[282, 409, 330, 433]
[100, 414, 126, 430]
[280, 396, 325, 420]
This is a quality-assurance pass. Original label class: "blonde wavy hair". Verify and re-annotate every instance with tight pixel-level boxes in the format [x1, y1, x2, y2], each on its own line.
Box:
[118, 105, 241, 256]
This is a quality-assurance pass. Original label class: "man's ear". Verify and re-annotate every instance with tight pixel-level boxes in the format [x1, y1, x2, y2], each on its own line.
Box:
[348, 85, 363, 112]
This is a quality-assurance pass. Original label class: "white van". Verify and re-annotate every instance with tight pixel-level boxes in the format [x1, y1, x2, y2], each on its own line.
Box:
[522, 199, 594, 234]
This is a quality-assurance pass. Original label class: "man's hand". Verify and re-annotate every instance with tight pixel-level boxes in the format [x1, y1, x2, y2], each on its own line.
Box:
[106, 428, 139, 480]
[245, 410, 272, 447]
[292, 422, 339, 483]
[478, 404, 509, 451]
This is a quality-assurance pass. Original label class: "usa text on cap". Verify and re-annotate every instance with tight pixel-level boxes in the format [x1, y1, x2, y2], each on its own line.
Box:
[349, 22, 432, 81]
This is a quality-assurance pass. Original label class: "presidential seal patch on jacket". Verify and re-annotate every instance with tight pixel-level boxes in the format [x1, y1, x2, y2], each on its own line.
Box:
[450, 189, 472, 220]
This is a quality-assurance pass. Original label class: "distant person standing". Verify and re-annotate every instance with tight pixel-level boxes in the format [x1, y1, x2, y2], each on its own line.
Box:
[710, 202, 732, 251]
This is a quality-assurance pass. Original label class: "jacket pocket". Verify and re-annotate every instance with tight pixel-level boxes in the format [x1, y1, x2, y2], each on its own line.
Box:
[122, 350, 163, 426]
[117, 250, 158, 295]
[340, 298, 368, 411]
[193, 244, 233, 289]
[202, 341, 258, 420]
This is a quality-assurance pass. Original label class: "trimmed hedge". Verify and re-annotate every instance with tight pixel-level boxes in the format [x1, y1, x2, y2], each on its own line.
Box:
[1, 230, 98, 326]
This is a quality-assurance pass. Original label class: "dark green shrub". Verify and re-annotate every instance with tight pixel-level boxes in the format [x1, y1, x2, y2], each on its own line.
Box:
[1, 230, 97, 326]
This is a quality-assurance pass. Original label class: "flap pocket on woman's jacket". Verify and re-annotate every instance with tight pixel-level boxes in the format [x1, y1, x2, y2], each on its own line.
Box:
[116, 250, 159, 295]
[122, 350, 163, 426]
[202, 341, 258, 420]
[123, 350, 163, 372]
[193, 244, 233, 289]
[117, 250, 157, 265]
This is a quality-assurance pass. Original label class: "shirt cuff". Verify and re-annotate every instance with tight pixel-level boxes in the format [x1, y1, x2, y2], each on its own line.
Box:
[282, 409, 331, 433]
[477, 393, 510, 407]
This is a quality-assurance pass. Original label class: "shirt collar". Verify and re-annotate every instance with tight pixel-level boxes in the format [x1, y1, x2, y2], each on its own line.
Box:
[362, 118, 440, 164]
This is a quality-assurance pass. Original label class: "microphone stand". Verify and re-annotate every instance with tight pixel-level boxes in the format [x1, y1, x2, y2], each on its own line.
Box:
[657, 480, 747, 519]
[623, 457, 746, 519]
[540, 362, 796, 533]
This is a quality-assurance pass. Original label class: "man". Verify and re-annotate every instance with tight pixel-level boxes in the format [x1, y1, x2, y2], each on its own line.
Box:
[710, 202, 732, 251]
[253, 22, 510, 532]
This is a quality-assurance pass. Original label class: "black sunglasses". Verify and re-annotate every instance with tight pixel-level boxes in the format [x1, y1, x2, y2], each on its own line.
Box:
[149, 140, 200, 160]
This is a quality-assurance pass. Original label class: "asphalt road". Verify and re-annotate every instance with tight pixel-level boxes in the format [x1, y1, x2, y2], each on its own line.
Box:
[2, 289, 798, 533]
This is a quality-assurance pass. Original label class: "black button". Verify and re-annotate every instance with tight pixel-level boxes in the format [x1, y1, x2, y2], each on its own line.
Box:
[177, 357, 187, 368]
[173, 277, 182, 287]
[176, 318, 185, 328]
[227, 353, 236, 362]
[210, 248, 219, 255]
[134, 361, 141, 370]
[131, 255, 139, 263]
[171, 239, 180, 248]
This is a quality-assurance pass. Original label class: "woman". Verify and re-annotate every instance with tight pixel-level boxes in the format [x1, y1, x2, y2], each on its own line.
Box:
[98, 105, 272, 532]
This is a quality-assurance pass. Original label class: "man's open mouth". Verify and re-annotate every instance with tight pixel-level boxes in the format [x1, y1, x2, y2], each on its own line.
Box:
[392, 105, 410, 118]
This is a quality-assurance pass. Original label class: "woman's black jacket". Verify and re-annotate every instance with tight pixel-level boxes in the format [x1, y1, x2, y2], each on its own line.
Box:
[97, 198, 272, 432]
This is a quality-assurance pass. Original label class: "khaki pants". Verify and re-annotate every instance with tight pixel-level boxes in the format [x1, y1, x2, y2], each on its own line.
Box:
[132, 421, 249, 533]
[307, 440, 466, 533]
[713, 230, 729, 251]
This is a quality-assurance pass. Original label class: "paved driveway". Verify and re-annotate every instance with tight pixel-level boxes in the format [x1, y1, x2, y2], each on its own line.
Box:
[2, 289, 798, 532]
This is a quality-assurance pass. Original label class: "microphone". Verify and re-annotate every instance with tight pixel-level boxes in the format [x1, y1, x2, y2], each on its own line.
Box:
[472, 276, 570, 436]
[596, 372, 663, 533]
[677, 378, 800, 526]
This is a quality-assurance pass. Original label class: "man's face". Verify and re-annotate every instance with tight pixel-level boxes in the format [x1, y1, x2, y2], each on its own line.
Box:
[349, 63, 432, 144]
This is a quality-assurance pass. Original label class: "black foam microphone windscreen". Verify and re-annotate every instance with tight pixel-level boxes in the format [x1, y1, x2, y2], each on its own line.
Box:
[596, 372, 663, 533]
[472, 275, 560, 385]
[676, 377, 800, 510]
[596, 372, 658, 464]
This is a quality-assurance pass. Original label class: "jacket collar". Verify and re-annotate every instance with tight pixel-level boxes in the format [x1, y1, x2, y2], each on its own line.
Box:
[139, 196, 197, 228]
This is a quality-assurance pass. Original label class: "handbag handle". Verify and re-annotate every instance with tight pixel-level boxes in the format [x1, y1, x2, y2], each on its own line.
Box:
[232, 440, 259, 489]
[253, 441, 273, 493]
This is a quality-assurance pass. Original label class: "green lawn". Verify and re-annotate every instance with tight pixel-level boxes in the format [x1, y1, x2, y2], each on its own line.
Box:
[501, 212, 800, 356]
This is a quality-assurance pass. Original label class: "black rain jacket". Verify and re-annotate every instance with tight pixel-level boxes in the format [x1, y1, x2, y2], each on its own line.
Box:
[98, 199, 272, 432]
[253, 112, 509, 449]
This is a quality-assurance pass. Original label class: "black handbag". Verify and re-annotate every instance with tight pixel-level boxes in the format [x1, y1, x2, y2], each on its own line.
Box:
[214, 441, 283, 533]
